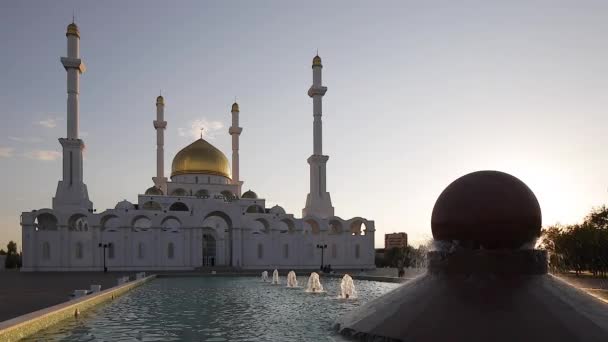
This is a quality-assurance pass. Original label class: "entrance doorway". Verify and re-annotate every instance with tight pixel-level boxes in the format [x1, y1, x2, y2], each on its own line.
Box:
[202, 234, 216, 266]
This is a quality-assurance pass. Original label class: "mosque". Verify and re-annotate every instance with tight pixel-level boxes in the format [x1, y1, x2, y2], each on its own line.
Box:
[19, 22, 375, 271]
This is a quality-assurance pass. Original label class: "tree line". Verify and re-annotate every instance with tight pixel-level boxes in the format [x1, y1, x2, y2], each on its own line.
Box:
[540, 205, 608, 277]
[376, 244, 429, 269]
[0, 241, 21, 269]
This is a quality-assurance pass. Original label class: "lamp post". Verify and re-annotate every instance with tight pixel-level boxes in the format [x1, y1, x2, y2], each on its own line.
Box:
[98, 242, 112, 273]
[316, 244, 328, 270]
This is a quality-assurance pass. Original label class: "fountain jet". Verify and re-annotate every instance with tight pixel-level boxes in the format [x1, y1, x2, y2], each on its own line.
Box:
[339, 274, 357, 299]
[287, 271, 298, 287]
[261, 270, 269, 282]
[272, 269, 280, 285]
[305, 272, 324, 293]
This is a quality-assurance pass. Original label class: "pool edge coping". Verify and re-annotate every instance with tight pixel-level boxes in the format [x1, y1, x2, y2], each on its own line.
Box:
[0, 274, 156, 342]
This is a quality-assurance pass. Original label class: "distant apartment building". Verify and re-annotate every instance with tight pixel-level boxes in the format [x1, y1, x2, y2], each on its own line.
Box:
[385, 233, 408, 250]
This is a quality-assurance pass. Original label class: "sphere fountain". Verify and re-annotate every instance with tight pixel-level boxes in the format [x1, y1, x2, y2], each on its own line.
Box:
[272, 269, 280, 285]
[286, 271, 298, 287]
[339, 274, 357, 299]
[305, 272, 324, 293]
[336, 170, 608, 341]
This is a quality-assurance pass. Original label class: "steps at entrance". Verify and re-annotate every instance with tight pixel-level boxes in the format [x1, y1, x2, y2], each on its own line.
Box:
[194, 266, 239, 273]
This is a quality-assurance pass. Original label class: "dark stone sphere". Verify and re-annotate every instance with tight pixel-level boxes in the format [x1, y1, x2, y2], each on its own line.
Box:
[431, 170, 542, 249]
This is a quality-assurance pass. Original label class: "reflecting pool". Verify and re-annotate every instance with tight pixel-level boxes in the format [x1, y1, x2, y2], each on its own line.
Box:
[25, 276, 400, 341]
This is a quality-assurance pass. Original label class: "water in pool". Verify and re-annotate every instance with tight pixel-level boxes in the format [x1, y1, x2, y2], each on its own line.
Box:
[25, 275, 400, 341]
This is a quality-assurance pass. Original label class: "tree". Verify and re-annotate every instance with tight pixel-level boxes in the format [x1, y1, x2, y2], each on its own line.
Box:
[5, 241, 20, 269]
[540, 206, 608, 277]
[384, 247, 404, 268]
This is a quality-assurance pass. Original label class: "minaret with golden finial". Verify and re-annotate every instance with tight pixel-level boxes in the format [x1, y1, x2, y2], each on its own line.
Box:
[53, 20, 92, 210]
[152, 93, 168, 193]
[229, 100, 243, 194]
[303, 54, 334, 218]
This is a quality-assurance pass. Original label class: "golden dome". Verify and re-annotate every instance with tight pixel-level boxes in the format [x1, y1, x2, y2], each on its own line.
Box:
[242, 190, 258, 199]
[156, 95, 164, 105]
[312, 55, 322, 67]
[145, 186, 163, 195]
[66, 23, 80, 37]
[231, 102, 239, 112]
[171, 138, 231, 179]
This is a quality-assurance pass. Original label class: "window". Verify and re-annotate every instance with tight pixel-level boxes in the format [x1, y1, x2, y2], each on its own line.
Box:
[168, 242, 175, 259]
[355, 244, 360, 259]
[331, 243, 337, 259]
[108, 243, 115, 259]
[138, 243, 145, 259]
[42, 242, 50, 260]
[75, 242, 83, 259]
[257, 243, 264, 259]
[283, 244, 289, 259]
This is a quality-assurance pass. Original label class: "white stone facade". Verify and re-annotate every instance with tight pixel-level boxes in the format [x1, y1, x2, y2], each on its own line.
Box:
[19, 23, 376, 272]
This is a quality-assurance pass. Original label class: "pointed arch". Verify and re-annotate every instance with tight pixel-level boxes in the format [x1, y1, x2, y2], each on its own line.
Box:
[328, 218, 343, 234]
[35, 213, 58, 231]
[279, 218, 296, 234]
[68, 213, 89, 231]
[254, 218, 270, 233]
[132, 216, 152, 232]
[304, 217, 321, 235]
[195, 189, 209, 198]
[169, 202, 189, 211]
[246, 204, 264, 213]
[161, 216, 181, 232]
[349, 218, 369, 236]
[143, 201, 162, 211]
[100, 214, 120, 232]
[171, 188, 187, 196]
[203, 211, 233, 228]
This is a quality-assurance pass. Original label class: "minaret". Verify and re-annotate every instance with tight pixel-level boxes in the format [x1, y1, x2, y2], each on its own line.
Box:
[152, 95, 168, 193]
[303, 55, 334, 218]
[229, 102, 243, 195]
[53, 21, 92, 210]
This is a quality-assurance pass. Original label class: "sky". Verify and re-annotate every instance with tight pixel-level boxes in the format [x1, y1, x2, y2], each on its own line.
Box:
[1, 0, 608, 250]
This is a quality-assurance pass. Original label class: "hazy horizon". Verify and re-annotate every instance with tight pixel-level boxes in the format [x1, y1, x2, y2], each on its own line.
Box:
[2, 0, 608, 250]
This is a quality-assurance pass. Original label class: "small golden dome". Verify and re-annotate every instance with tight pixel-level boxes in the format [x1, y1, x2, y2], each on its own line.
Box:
[171, 138, 231, 179]
[145, 186, 163, 196]
[312, 55, 322, 67]
[242, 189, 258, 199]
[66, 23, 80, 37]
[156, 95, 164, 105]
[231, 102, 239, 112]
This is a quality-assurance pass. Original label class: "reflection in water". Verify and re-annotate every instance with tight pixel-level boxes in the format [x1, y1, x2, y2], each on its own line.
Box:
[24, 277, 399, 342]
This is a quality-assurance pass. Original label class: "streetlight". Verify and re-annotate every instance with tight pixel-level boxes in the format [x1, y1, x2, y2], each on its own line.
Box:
[316, 244, 328, 270]
[98, 242, 112, 273]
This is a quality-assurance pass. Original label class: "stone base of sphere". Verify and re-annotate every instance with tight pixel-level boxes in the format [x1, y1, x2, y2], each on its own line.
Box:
[427, 249, 548, 275]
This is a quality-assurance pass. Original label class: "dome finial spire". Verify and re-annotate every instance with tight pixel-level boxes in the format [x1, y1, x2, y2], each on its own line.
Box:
[200, 127, 204, 139]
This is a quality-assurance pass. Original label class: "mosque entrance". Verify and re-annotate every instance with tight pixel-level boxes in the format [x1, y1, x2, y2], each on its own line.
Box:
[202, 234, 216, 266]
